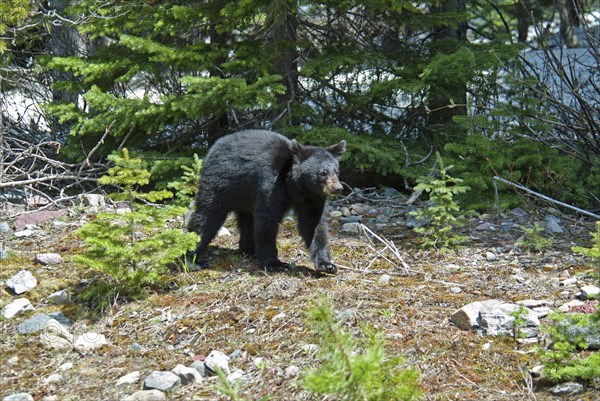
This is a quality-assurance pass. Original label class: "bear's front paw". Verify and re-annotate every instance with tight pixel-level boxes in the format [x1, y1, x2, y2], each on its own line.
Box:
[186, 251, 208, 271]
[263, 260, 291, 272]
[316, 262, 337, 274]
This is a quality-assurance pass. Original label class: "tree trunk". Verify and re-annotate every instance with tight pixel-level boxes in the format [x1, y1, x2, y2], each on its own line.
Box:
[267, 0, 299, 128]
[558, 0, 581, 48]
[425, 0, 468, 149]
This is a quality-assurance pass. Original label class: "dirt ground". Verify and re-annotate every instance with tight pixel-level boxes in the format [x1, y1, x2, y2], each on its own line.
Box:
[1, 199, 599, 401]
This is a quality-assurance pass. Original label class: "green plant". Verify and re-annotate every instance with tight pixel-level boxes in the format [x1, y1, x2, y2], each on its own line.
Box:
[73, 149, 198, 290]
[517, 223, 553, 252]
[537, 224, 600, 383]
[303, 301, 421, 401]
[511, 304, 528, 340]
[167, 153, 202, 206]
[409, 152, 470, 251]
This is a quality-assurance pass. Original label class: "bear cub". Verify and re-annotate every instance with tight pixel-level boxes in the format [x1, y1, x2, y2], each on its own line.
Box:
[187, 129, 346, 273]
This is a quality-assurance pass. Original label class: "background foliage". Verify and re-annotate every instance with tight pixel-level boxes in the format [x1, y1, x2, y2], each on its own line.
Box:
[1, 0, 599, 211]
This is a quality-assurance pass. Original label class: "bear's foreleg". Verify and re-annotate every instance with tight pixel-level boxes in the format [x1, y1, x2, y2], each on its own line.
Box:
[296, 205, 337, 274]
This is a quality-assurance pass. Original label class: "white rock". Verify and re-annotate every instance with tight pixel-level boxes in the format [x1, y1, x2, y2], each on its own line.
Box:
[2, 393, 34, 401]
[253, 357, 266, 369]
[7, 356, 19, 365]
[47, 290, 71, 305]
[40, 319, 73, 349]
[35, 253, 62, 265]
[171, 364, 202, 385]
[2, 298, 34, 319]
[122, 389, 166, 401]
[217, 227, 232, 237]
[301, 343, 319, 354]
[284, 365, 300, 379]
[117, 371, 141, 386]
[558, 299, 585, 312]
[74, 332, 109, 352]
[515, 299, 553, 308]
[271, 312, 286, 322]
[14, 229, 36, 238]
[81, 194, 106, 210]
[6, 270, 37, 294]
[580, 285, 600, 300]
[485, 251, 497, 261]
[450, 299, 502, 331]
[59, 362, 73, 371]
[560, 277, 578, 287]
[378, 274, 392, 284]
[44, 373, 62, 384]
[204, 350, 231, 375]
[227, 369, 245, 383]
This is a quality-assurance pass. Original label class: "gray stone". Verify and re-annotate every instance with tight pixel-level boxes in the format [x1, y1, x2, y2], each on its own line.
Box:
[188, 360, 209, 378]
[47, 289, 71, 305]
[122, 390, 166, 401]
[2, 393, 34, 401]
[339, 216, 362, 224]
[17, 312, 71, 334]
[6, 270, 37, 294]
[13, 229, 36, 238]
[340, 207, 351, 217]
[375, 215, 389, 224]
[548, 382, 584, 395]
[172, 364, 202, 385]
[0, 221, 9, 233]
[336, 308, 357, 322]
[405, 208, 428, 229]
[143, 371, 181, 391]
[485, 251, 497, 261]
[341, 222, 361, 234]
[74, 332, 109, 352]
[0, 248, 7, 259]
[378, 274, 392, 284]
[2, 298, 34, 319]
[510, 208, 529, 220]
[34, 253, 62, 265]
[515, 299, 553, 308]
[544, 215, 564, 234]
[381, 187, 400, 197]
[478, 302, 539, 338]
[450, 300, 502, 331]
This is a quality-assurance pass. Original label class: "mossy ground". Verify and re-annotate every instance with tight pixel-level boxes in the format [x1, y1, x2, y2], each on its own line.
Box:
[1, 207, 598, 400]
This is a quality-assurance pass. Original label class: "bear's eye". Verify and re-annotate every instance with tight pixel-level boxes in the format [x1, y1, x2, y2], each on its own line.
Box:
[319, 170, 328, 177]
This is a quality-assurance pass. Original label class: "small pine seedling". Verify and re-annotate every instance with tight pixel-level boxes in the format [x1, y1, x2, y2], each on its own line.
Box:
[410, 152, 470, 251]
[303, 300, 421, 401]
[517, 223, 553, 252]
[73, 149, 198, 291]
[167, 153, 203, 206]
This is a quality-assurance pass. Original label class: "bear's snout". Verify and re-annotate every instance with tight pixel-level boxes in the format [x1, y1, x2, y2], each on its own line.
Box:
[324, 176, 343, 195]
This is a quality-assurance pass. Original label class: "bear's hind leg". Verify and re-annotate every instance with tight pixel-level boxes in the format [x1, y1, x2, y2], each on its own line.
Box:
[187, 205, 229, 268]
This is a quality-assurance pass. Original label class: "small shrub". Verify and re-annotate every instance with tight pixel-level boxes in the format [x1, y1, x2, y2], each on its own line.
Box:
[410, 152, 470, 251]
[167, 153, 202, 206]
[73, 149, 198, 291]
[303, 301, 421, 401]
[517, 223, 553, 252]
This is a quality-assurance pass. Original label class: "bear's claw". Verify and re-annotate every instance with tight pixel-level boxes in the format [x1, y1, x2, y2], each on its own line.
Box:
[316, 262, 337, 274]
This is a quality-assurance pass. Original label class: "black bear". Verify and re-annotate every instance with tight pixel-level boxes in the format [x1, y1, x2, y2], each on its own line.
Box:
[187, 129, 346, 273]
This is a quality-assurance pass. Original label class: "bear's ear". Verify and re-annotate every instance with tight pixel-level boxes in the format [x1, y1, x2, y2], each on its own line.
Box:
[289, 139, 309, 162]
[328, 140, 346, 159]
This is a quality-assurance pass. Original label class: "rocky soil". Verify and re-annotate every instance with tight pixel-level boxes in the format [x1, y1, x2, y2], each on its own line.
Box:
[1, 189, 599, 401]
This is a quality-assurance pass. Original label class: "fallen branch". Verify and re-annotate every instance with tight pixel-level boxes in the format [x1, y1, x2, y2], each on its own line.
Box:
[493, 176, 600, 220]
[358, 223, 413, 274]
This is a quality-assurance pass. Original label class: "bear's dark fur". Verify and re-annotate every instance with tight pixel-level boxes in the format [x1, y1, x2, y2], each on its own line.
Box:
[187, 129, 346, 273]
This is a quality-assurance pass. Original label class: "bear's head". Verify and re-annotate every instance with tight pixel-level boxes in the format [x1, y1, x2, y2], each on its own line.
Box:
[289, 139, 346, 197]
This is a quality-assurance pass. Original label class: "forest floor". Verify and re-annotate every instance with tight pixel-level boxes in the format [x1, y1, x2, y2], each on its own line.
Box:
[1, 193, 599, 401]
